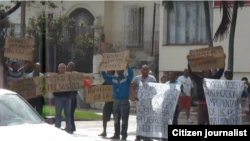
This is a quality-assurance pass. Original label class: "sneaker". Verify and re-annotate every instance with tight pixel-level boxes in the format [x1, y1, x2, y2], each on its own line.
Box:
[187, 118, 193, 123]
[110, 135, 120, 140]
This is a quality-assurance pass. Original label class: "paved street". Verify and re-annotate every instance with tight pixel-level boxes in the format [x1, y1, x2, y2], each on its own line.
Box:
[59, 113, 196, 141]
[57, 111, 249, 140]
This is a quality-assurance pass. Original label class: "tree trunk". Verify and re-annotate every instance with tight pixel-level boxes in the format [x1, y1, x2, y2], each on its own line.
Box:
[204, 1, 213, 47]
[228, 2, 239, 71]
[204, 1, 217, 73]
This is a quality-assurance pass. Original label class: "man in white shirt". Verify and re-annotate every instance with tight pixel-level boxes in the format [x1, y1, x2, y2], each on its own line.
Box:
[177, 69, 194, 123]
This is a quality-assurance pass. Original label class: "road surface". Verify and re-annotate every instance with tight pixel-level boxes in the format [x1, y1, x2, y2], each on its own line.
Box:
[60, 114, 195, 141]
[56, 111, 249, 140]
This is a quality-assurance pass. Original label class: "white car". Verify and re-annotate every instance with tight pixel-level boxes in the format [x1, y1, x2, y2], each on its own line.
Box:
[0, 89, 82, 141]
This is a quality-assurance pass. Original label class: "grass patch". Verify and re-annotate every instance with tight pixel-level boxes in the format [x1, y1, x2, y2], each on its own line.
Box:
[42, 106, 102, 120]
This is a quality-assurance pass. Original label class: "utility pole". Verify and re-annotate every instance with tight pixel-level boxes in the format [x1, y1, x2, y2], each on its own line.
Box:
[20, 1, 26, 67]
[20, 1, 26, 38]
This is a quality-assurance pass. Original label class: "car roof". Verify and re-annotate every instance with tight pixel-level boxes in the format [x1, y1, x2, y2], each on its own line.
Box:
[0, 89, 17, 96]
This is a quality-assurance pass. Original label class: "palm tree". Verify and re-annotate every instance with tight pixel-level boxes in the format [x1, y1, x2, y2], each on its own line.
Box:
[162, 1, 245, 71]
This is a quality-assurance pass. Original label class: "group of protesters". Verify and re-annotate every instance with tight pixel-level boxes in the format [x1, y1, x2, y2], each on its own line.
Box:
[96, 53, 250, 141]
[1, 33, 250, 141]
[0, 47, 79, 134]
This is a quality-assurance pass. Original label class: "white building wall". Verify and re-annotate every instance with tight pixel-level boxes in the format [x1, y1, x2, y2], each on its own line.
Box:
[159, 3, 250, 80]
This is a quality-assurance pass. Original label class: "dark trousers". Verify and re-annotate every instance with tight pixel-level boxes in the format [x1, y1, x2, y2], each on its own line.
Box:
[71, 96, 77, 131]
[28, 96, 44, 117]
[173, 105, 179, 125]
[113, 99, 130, 137]
[198, 103, 209, 125]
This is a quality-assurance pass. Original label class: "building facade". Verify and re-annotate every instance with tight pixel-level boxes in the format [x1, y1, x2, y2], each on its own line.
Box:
[159, 1, 250, 80]
[25, 1, 159, 109]
[26, 1, 159, 72]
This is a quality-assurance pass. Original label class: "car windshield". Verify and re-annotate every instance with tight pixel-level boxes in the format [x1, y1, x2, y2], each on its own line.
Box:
[0, 94, 44, 126]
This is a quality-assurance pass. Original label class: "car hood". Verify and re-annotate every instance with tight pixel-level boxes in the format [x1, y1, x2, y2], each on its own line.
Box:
[0, 123, 82, 141]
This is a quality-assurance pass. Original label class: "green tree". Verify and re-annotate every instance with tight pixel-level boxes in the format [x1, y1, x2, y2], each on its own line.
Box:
[26, 12, 75, 71]
[162, 1, 245, 71]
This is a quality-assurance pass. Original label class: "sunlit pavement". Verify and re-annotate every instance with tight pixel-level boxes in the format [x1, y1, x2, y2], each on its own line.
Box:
[56, 112, 248, 140]
[59, 114, 197, 141]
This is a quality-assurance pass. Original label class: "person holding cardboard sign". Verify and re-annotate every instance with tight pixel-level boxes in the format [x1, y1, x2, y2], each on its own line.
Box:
[100, 59, 133, 140]
[66, 62, 78, 133]
[52, 63, 72, 134]
[187, 54, 225, 125]
[26, 63, 44, 116]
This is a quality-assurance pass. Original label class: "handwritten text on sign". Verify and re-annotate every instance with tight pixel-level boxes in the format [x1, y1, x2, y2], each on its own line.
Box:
[188, 46, 225, 72]
[203, 79, 244, 125]
[45, 73, 85, 93]
[99, 50, 130, 71]
[85, 85, 113, 103]
[10, 78, 38, 100]
[5, 37, 35, 48]
[136, 82, 180, 139]
[4, 47, 33, 61]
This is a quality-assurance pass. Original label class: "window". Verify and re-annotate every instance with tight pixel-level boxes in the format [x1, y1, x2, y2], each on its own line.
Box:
[48, 13, 53, 19]
[166, 1, 213, 45]
[125, 7, 144, 48]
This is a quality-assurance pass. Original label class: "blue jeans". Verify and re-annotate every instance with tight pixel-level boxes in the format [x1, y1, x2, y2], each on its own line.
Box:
[113, 99, 130, 137]
[54, 97, 71, 132]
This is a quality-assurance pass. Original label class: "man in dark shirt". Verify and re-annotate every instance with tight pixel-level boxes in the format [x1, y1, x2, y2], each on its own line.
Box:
[26, 63, 44, 116]
[53, 63, 72, 134]
[99, 70, 115, 137]
[187, 55, 225, 125]
[66, 62, 78, 133]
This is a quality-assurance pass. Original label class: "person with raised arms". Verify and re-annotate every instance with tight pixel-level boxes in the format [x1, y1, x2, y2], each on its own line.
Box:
[131, 65, 156, 141]
[187, 54, 225, 125]
[101, 59, 133, 140]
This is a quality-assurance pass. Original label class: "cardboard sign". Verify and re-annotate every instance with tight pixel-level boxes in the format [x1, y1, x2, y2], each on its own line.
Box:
[85, 85, 113, 103]
[99, 50, 130, 71]
[10, 78, 39, 100]
[45, 73, 85, 93]
[188, 46, 225, 72]
[136, 82, 180, 139]
[203, 79, 244, 125]
[4, 47, 33, 61]
[33, 77, 45, 95]
[5, 37, 35, 48]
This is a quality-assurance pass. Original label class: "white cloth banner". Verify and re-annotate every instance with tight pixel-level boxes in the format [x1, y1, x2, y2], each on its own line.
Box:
[136, 82, 180, 139]
[203, 78, 245, 125]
